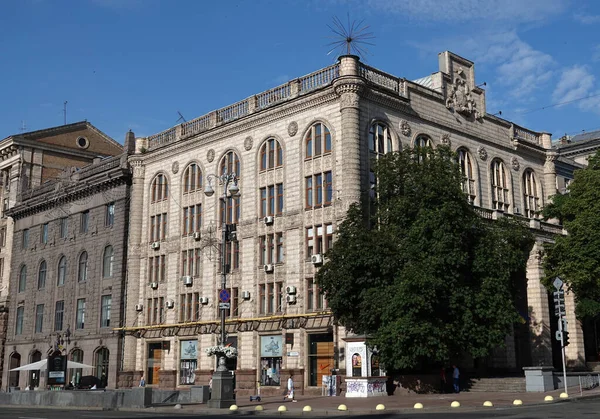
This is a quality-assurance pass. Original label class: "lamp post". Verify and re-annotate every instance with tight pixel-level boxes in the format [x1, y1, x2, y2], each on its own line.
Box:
[204, 171, 239, 408]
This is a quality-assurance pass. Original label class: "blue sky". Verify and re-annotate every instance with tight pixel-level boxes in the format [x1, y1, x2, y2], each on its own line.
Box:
[1, 0, 599, 143]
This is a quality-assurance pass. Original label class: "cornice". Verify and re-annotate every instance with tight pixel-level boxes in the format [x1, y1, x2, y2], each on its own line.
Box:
[363, 88, 414, 115]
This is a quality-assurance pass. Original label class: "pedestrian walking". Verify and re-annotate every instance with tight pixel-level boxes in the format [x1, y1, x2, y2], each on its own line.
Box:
[139, 375, 146, 387]
[452, 365, 460, 393]
[285, 373, 297, 402]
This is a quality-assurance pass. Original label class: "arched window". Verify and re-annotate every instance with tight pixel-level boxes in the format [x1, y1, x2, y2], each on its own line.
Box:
[78, 251, 88, 282]
[29, 350, 42, 388]
[95, 348, 110, 386]
[151, 173, 169, 203]
[305, 122, 332, 158]
[351, 353, 362, 377]
[102, 246, 114, 278]
[37, 260, 47, 290]
[260, 138, 283, 171]
[183, 163, 202, 194]
[70, 349, 84, 386]
[57, 256, 67, 286]
[491, 160, 510, 211]
[219, 151, 241, 224]
[18, 265, 26, 293]
[369, 122, 393, 154]
[457, 148, 476, 204]
[220, 151, 240, 176]
[523, 170, 540, 218]
[415, 134, 432, 149]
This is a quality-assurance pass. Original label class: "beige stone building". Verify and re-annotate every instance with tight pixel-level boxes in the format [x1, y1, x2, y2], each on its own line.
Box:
[118, 52, 582, 394]
[0, 122, 124, 389]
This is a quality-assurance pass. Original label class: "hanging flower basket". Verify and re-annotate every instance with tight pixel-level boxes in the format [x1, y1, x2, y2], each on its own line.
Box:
[205, 345, 238, 358]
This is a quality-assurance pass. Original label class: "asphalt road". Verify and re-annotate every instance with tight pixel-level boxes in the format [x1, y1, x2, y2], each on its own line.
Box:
[2, 398, 600, 419]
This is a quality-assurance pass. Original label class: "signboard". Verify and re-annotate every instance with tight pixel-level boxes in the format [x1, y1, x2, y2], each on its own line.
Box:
[261, 335, 283, 357]
[47, 354, 67, 385]
[219, 302, 230, 310]
[219, 289, 230, 303]
[553, 277, 564, 291]
[180, 340, 198, 360]
[287, 351, 299, 357]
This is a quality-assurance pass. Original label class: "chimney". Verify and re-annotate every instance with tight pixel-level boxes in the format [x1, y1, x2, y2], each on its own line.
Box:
[124, 130, 136, 154]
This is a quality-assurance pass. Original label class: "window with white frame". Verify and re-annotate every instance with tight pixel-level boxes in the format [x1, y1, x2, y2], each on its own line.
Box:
[54, 300, 64, 331]
[15, 306, 24, 335]
[491, 159, 510, 211]
[457, 148, 476, 203]
[38, 260, 47, 289]
[78, 251, 88, 282]
[35, 304, 44, 333]
[60, 217, 69, 238]
[76, 298, 86, 329]
[105, 203, 115, 227]
[57, 256, 66, 286]
[100, 295, 112, 328]
[306, 224, 333, 258]
[41, 223, 48, 244]
[18, 265, 26, 292]
[523, 169, 540, 218]
[102, 245, 114, 278]
[369, 122, 393, 154]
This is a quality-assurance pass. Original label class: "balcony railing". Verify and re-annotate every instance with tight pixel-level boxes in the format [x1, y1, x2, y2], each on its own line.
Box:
[359, 64, 406, 96]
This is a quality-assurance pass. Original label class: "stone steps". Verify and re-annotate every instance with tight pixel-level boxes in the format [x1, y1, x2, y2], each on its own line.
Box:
[467, 377, 526, 392]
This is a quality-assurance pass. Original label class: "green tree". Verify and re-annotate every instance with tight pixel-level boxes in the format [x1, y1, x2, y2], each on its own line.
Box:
[316, 147, 533, 370]
[543, 151, 600, 318]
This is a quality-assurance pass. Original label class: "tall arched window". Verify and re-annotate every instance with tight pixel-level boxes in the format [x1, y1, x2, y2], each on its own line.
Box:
[305, 122, 332, 158]
[219, 151, 241, 224]
[151, 173, 169, 203]
[183, 163, 202, 194]
[78, 251, 88, 282]
[415, 135, 432, 149]
[260, 138, 283, 171]
[369, 122, 393, 154]
[57, 256, 67, 286]
[457, 148, 476, 204]
[95, 348, 110, 386]
[18, 265, 26, 293]
[103, 246, 114, 278]
[491, 160, 510, 211]
[37, 260, 47, 290]
[523, 169, 540, 218]
[70, 349, 84, 386]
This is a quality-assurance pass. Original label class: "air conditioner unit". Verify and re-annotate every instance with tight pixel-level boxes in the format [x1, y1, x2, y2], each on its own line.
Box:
[166, 300, 175, 309]
[264, 215, 274, 225]
[199, 297, 209, 305]
[150, 282, 158, 290]
[242, 291, 251, 300]
[286, 286, 297, 295]
[151, 241, 160, 250]
[311, 254, 323, 265]
[182, 276, 193, 286]
[286, 295, 297, 304]
[192, 231, 201, 240]
[264, 264, 274, 273]
[135, 304, 144, 312]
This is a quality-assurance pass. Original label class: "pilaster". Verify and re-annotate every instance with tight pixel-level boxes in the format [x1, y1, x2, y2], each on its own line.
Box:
[543, 153, 558, 207]
[564, 290, 585, 368]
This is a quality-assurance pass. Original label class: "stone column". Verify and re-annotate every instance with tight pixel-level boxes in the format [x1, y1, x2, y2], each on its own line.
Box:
[543, 153, 558, 207]
[526, 241, 553, 366]
[333, 55, 365, 213]
[564, 290, 585, 368]
[122, 157, 146, 376]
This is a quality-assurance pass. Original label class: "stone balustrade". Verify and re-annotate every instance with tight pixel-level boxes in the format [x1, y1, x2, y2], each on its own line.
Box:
[513, 125, 542, 145]
[359, 63, 406, 96]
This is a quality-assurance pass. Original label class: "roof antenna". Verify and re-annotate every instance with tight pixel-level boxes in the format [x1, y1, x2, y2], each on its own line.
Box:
[492, 111, 502, 117]
[176, 111, 187, 123]
[326, 14, 375, 60]
[63, 101, 68, 125]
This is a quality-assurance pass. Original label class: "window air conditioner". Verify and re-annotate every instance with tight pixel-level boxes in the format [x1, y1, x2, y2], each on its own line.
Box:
[182, 276, 193, 286]
[150, 282, 158, 290]
[311, 254, 323, 265]
[286, 295, 297, 304]
[166, 300, 175, 309]
[151, 241, 160, 250]
[192, 231, 201, 240]
[264, 215, 274, 225]
[135, 304, 144, 312]
[286, 286, 297, 295]
[199, 297, 209, 305]
[242, 291, 251, 300]
[264, 264, 274, 273]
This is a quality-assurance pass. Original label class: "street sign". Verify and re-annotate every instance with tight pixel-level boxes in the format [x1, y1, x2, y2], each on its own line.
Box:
[219, 289, 230, 303]
[553, 277, 564, 291]
[219, 302, 230, 310]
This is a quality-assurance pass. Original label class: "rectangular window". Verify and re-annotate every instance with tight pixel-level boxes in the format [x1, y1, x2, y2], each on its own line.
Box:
[35, 304, 44, 333]
[54, 300, 64, 331]
[307, 278, 314, 311]
[150, 213, 168, 241]
[260, 188, 267, 218]
[182, 207, 189, 236]
[259, 236, 266, 265]
[306, 227, 314, 257]
[194, 249, 202, 277]
[259, 284, 266, 314]
[324, 171, 333, 205]
[305, 173, 333, 209]
[259, 282, 283, 314]
[41, 223, 48, 244]
[315, 173, 323, 206]
[277, 233, 284, 263]
[0, 227, 6, 246]
[225, 241, 240, 270]
[307, 224, 333, 257]
[277, 183, 284, 215]
[100, 295, 112, 328]
[15, 306, 24, 335]
[22, 229, 29, 249]
[268, 185, 275, 216]
[105, 203, 115, 227]
[220, 197, 240, 224]
[80, 211, 89, 233]
[60, 217, 69, 239]
[149, 256, 166, 282]
[305, 177, 313, 208]
[182, 205, 201, 236]
[76, 298, 86, 329]
[224, 287, 239, 318]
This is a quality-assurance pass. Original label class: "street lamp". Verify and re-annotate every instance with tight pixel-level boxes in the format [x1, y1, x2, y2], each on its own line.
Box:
[204, 171, 239, 409]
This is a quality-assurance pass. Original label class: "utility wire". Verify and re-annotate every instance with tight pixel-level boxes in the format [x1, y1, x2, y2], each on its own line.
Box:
[512, 92, 600, 115]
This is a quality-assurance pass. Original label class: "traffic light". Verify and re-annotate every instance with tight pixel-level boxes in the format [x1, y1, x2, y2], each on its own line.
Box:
[563, 331, 570, 347]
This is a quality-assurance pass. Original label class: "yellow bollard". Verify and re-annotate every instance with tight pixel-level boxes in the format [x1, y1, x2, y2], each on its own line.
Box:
[560, 392, 569, 399]
[255, 405, 264, 411]
[375, 404, 385, 411]
[513, 399, 523, 406]
[483, 401, 493, 407]
[451, 401, 460, 408]
[338, 404, 348, 411]
[303, 406, 312, 412]
[278, 405, 287, 412]
[229, 405, 238, 411]
[414, 402, 424, 409]
[544, 395, 554, 402]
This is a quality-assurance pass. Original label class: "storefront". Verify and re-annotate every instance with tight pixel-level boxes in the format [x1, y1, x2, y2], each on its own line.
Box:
[179, 340, 197, 385]
[147, 342, 163, 385]
[308, 333, 334, 387]
[260, 335, 283, 386]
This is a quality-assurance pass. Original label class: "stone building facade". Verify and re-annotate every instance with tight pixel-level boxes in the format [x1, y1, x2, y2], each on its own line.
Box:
[118, 52, 581, 393]
[0, 122, 123, 389]
[1, 133, 133, 390]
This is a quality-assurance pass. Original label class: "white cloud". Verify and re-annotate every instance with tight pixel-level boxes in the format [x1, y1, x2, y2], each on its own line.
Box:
[367, 0, 566, 23]
[552, 65, 600, 114]
[573, 13, 600, 24]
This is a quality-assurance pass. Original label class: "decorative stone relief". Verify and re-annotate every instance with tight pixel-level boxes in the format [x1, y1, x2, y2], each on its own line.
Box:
[207, 149, 215, 163]
[441, 133, 451, 146]
[477, 146, 488, 161]
[340, 92, 360, 108]
[244, 136, 253, 151]
[511, 157, 520, 171]
[288, 121, 298, 137]
[171, 161, 179, 174]
[445, 67, 483, 120]
[400, 120, 411, 137]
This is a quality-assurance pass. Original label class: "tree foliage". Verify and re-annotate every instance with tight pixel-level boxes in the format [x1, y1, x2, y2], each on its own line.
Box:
[543, 151, 600, 318]
[316, 146, 533, 370]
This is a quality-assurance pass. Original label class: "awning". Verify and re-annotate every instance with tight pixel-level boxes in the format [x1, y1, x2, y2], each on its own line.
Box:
[10, 359, 95, 371]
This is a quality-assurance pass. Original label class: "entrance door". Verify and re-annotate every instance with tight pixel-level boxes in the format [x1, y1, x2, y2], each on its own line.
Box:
[147, 343, 162, 385]
[29, 351, 42, 389]
[308, 333, 334, 387]
[9, 353, 21, 388]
